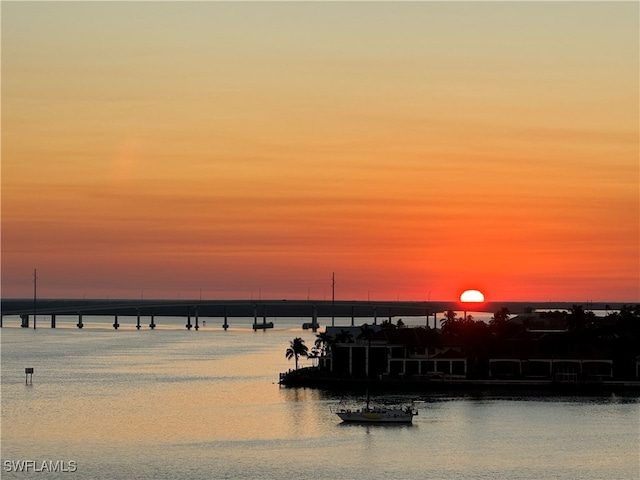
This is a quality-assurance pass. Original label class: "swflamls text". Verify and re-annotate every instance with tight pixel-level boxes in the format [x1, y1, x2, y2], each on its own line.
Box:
[3, 460, 77, 473]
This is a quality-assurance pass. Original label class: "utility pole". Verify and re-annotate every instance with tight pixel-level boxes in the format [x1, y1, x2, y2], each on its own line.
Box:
[331, 272, 335, 327]
[33, 269, 37, 330]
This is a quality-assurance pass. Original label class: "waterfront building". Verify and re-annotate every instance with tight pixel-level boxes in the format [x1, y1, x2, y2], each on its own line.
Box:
[319, 317, 632, 382]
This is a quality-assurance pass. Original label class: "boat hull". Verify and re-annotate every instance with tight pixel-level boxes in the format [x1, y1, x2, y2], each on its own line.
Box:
[336, 408, 416, 424]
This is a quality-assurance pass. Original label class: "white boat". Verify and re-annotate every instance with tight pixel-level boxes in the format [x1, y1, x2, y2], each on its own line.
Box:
[335, 405, 417, 423]
[334, 391, 418, 424]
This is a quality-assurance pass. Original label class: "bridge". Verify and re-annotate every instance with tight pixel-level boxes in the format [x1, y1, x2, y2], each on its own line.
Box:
[0, 298, 622, 330]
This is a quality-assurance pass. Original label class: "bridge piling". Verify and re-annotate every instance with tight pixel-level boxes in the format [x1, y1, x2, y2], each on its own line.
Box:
[185, 308, 192, 330]
[136, 309, 141, 330]
[194, 307, 199, 330]
[312, 305, 318, 332]
[149, 313, 156, 330]
[77, 313, 83, 329]
[113, 312, 119, 330]
[51, 314, 56, 328]
[223, 305, 228, 330]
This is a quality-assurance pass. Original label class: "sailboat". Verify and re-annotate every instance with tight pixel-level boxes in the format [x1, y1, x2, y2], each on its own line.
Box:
[334, 390, 418, 424]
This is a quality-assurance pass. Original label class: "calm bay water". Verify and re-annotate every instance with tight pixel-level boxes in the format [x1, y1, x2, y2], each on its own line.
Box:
[2, 316, 639, 479]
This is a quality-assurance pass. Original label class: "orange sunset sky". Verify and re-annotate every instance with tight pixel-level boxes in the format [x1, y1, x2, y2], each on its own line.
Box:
[2, 1, 638, 302]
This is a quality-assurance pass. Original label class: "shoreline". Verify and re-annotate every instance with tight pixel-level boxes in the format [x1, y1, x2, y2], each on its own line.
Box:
[279, 367, 640, 396]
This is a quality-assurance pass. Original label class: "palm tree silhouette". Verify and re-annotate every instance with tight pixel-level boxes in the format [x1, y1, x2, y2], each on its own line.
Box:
[285, 337, 309, 370]
[357, 323, 376, 344]
[441, 310, 458, 334]
[335, 329, 354, 344]
[314, 331, 334, 357]
[357, 324, 376, 377]
[490, 307, 510, 329]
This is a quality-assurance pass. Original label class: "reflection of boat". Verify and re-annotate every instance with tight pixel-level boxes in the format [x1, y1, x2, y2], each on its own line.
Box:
[334, 391, 417, 424]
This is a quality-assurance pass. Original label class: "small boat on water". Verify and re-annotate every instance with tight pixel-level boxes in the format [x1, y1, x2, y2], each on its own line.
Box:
[335, 405, 417, 423]
[334, 391, 418, 424]
[252, 321, 274, 330]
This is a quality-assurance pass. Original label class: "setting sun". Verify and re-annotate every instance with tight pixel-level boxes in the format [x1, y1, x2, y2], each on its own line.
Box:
[460, 290, 485, 303]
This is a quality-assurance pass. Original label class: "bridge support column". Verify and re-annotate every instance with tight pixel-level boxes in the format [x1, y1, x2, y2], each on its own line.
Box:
[351, 306, 355, 326]
[194, 308, 199, 331]
[253, 305, 258, 328]
[21, 314, 29, 328]
[136, 309, 141, 330]
[113, 312, 119, 330]
[51, 314, 56, 328]
[77, 313, 83, 329]
[185, 309, 192, 330]
[373, 307, 377, 325]
[149, 314, 156, 329]
[223, 305, 228, 330]
[312, 305, 318, 332]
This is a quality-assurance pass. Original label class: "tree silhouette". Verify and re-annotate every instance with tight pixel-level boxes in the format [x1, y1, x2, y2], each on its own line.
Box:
[285, 337, 309, 370]
[566, 304, 595, 331]
[308, 347, 320, 366]
[314, 331, 334, 357]
[335, 329, 354, 343]
[357, 323, 376, 344]
[357, 323, 377, 377]
[441, 310, 459, 335]
[489, 307, 510, 333]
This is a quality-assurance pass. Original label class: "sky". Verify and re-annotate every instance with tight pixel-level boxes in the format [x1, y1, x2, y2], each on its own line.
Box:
[2, 1, 638, 302]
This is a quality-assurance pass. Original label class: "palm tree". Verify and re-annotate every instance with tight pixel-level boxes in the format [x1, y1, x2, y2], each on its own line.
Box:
[308, 347, 320, 367]
[441, 310, 459, 335]
[490, 307, 510, 329]
[335, 329, 354, 344]
[314, 331, 334, 357]
[357, 323, 375, 340]
[567, 304, 595, 331]
[357, 323, 376, 377]
[285, 337, 309, 370]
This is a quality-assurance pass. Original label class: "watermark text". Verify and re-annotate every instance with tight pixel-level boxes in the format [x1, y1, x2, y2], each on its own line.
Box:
[3, 460, 77, 473]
